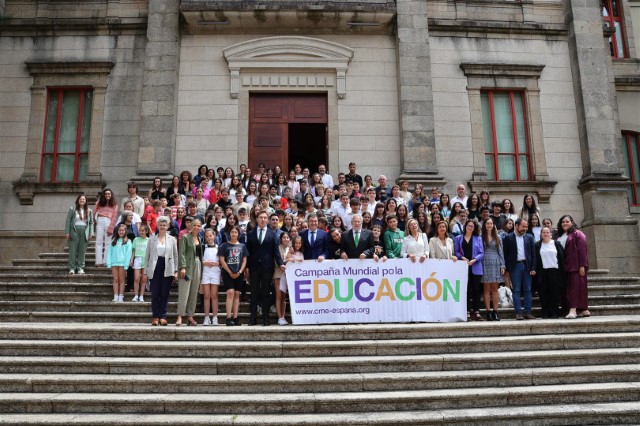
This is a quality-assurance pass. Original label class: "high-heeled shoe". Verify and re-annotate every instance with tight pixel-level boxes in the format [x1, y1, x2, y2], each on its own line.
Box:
[187, 317, 197, 326]
[492, 310, 500, 321]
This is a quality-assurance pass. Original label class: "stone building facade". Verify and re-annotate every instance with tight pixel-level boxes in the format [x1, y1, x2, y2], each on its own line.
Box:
[0, 0, 639, 275]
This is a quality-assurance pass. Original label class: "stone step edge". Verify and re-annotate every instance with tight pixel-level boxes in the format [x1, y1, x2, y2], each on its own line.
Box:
[0, 348, 640, 368]
[0, 382, 639, 414]
[0, 315, 637, 338]
[2, 331, 637, 344]
[1, 363, 638, 388]
[0, 401, 638, 425]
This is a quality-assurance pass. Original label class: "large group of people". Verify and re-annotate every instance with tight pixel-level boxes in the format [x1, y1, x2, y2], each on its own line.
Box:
[64, 161, 591, 325]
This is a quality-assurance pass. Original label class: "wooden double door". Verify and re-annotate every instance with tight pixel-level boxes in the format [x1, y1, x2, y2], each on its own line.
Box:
[248, 94, 328, 174]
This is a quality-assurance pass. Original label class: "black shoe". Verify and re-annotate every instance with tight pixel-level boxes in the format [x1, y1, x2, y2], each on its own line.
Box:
[263, 317, 270, 326]
[225, 318, 234, 326]
[486, 311, 493, 321]
[233, 317, 241, 326]
[248, 317, 257, 326]
[492, 310, 500, 321]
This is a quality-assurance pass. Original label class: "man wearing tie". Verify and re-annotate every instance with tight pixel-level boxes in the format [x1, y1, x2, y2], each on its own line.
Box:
[340, 214, 375, 259]
[246, 210, 285, 326]
[300, 214, 329, 261]
[503, 218, 537, 320]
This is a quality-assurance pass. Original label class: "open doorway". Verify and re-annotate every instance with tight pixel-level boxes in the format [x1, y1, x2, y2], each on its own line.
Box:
[288, 123, 327, 174]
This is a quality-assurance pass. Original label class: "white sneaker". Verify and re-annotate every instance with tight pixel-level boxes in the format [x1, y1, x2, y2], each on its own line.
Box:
[278, 318, 288, 326]
[203, 317, 211, 326]
[69, 269, 75, 275]
[270, 306, 277, 314]
[118, 294, 124, 303]
[112, 295, 118, 302]
[77, 269, 85, 274]
[132, 295, 139, 302]
[211, 316, 218, 325]
[138, 296, 144, 302]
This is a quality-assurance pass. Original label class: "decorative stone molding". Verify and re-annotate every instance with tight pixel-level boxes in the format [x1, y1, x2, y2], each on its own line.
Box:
[460, 63, 545, 79]
[222, 36, 354, 99]
[467, 180, 557, 204]
[13, 61, 112, 205]
[14, 181, 106, 206]
[460, 62, 556, 202]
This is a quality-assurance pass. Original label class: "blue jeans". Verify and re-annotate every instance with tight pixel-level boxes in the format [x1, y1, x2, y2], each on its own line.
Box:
[510, 262, 532, 314]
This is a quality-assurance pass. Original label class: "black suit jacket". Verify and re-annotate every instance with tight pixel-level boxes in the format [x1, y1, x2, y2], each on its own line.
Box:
[300, 228, 330, 260]
[340, 228, 375, 259]
[245, 227, 283, 272]
[503, 232, 537, 273]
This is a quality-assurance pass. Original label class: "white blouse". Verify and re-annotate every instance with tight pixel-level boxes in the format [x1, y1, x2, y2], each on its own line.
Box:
[401, 233, 429, 257]
[540, 241, 559, 269]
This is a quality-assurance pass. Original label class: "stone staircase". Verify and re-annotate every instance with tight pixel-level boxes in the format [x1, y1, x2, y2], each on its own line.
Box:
[0, 244, 639, 424]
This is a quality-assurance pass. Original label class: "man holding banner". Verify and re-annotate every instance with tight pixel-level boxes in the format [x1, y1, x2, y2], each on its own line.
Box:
[300, 214, 329, 261]
[340, 214, 375, 260]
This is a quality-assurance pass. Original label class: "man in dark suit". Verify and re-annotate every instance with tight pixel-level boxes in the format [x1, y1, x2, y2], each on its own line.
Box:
[300, 214, 329, 261]
[246, 210, 284, 326]
[503, 218, 537, 320]
[340, 214, 374, 259]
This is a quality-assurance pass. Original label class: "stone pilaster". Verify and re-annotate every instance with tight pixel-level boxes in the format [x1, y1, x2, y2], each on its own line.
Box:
[135, 0, 180, 179]
[0, 0, 5, 17]
[565, 0, 640, 275]
[394, 0, 446, 188]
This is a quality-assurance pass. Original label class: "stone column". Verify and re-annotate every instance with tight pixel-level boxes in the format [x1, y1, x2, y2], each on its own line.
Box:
[565, 0, 640, 275]
[394, 0, 446, 188]
[0, 0, 5, 17]
[135, 0, 180, 179]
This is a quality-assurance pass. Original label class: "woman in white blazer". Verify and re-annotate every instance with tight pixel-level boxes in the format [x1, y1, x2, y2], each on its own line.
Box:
[429, 221, 457, 260]
[401, 219, 429, 262]
[144, 216, 178, 326]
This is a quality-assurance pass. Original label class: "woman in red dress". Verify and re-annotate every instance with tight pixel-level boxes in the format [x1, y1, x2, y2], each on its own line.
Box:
[556, 214, 590, 319]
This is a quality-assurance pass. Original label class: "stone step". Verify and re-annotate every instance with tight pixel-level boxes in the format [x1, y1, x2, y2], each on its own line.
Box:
[0, 402, 636, 426]
[1, 347, 638, 375]
[0, 296, 638, 315]
[0, 272, 113, 281]
[0, 291, 223, 303]
[2, 304, 638, 323]
[589, 284, 640, 295]
[0, 382, 639, 414]
[1, 316, 637, 340]
[1, 265, 114, 275]
[0, 402, 638, 425]
[0, 301, 254, 313]
[1, 332, 638, 358]
[2, 364, 639, 394]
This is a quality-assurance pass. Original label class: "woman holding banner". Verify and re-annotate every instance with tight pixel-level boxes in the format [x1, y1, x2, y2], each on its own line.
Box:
[401, 219, 429, 262]
[429, 221, 456, 261]
[454, 220, 485, 321]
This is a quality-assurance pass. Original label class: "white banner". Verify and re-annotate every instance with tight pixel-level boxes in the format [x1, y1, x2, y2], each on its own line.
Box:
[284, 258, 468, 324]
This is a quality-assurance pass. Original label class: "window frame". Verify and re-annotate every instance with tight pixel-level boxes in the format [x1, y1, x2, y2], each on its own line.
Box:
[602, 0, 628, 59]
[482, 89, 533, 182]
[40, 87, 93, 183]
[622, 131, 640, 206]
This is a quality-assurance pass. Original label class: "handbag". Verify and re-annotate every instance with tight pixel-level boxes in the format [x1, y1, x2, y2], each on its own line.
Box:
[498, 286, 514, 308]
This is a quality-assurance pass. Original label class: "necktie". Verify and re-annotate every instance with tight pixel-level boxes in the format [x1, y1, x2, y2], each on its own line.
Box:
[259, 228, 263, 244]
[310, 231, 316, 246]
[354, 231, 360, 246]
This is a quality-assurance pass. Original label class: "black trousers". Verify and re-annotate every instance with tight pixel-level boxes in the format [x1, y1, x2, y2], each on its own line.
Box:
[250, 269, 274, 319]
[467, 271, 482, 313]
[538, 268, 562, 318]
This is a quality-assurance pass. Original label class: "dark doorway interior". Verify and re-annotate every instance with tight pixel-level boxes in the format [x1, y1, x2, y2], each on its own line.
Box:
[288, 123, 327, 174]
